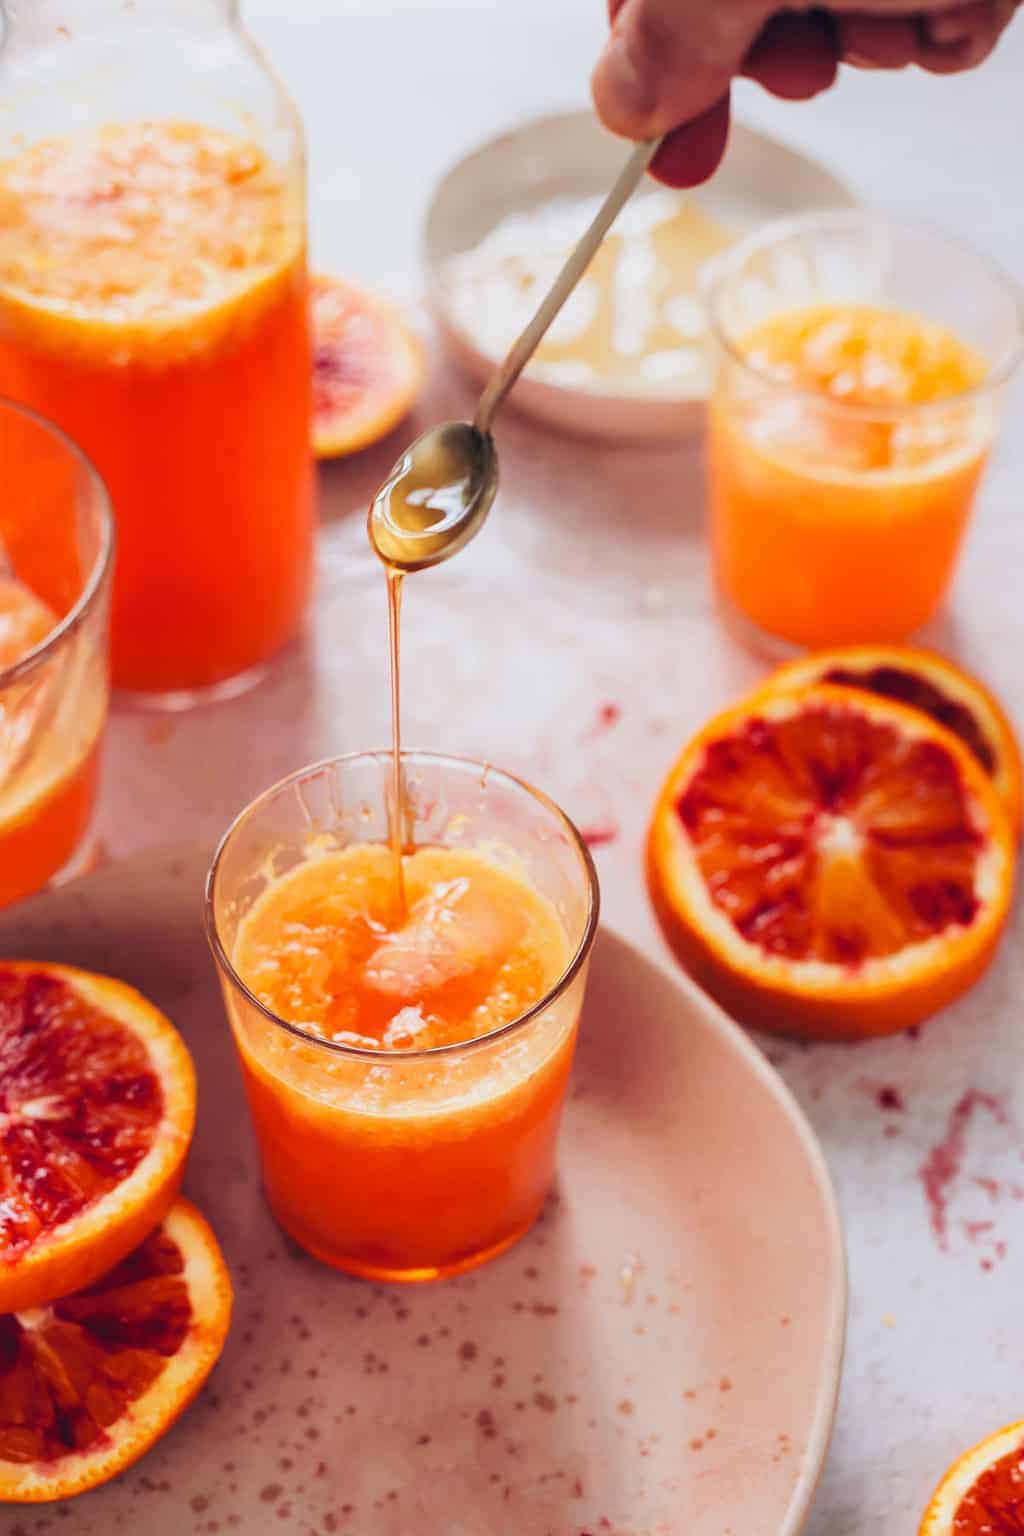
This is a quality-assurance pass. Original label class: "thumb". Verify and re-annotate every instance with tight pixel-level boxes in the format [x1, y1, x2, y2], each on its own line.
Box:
[592, 0, 769, 138]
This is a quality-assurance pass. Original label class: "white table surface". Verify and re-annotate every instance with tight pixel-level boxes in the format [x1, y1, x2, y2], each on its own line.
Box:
[96, 5, 1024, 1532]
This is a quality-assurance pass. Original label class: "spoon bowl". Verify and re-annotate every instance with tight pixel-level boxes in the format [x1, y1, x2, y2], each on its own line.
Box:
[367, 135, 659, 572]
[368, 422, 498, 573]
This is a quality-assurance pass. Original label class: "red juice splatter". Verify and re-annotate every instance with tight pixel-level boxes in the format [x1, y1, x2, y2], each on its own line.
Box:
[877, 1086, 905, 1112]
[581, 819, 619, 848]
[918, 1090, 1007, 1247]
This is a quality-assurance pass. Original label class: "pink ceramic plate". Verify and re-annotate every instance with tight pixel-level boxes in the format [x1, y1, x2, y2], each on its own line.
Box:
[0, 847, 846, 1535]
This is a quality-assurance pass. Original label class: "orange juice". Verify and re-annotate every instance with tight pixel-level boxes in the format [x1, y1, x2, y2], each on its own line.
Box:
[0, 121, 312, 696]
[709, 303, 993, 650]
[0, 577, 104, 907]
[229, 844, 575, 1280]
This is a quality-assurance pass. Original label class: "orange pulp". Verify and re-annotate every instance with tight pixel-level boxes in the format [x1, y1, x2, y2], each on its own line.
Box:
[229, 845, 574, 1280]
[0, 578, 103, 907]
[0, 121, 313, 695]
[708, 303, 993, 649]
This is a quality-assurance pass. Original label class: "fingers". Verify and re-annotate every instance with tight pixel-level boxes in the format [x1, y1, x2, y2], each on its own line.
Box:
[838, 14, 920, 67]
[592, 0, 1020, 185]
[839, 1, 1018, 75]
[591, 0, 767, 138]
[649, 94, 733, 188]
[742, 11, 841, 98]
[915, 0, 1015, 71]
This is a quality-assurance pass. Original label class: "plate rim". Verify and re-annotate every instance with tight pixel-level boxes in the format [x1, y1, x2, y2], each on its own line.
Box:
[596, 924, 848, 1535]
[0, 844, 848, 1534]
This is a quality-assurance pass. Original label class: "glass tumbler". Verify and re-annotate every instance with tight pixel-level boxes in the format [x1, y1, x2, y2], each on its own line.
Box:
[705, 211, 1024, 654]
[0, 400, 113, 907]
[206, 752, 599, 1283]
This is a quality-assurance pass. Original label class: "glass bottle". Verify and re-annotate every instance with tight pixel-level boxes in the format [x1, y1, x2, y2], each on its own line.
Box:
[0, 0, 314, 704]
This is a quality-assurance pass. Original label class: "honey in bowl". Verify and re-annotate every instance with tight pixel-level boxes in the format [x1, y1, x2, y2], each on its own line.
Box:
[443, 189, 734, 396]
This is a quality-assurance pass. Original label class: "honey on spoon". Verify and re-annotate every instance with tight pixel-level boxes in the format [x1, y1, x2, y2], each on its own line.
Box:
[369, 134, 660, 910]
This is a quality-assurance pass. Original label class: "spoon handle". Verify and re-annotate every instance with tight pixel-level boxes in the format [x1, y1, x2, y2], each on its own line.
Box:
[473, 134, 662, 436]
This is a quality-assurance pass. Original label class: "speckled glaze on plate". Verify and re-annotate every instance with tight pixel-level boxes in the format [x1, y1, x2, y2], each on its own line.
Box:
[0, 846, 846, 1535]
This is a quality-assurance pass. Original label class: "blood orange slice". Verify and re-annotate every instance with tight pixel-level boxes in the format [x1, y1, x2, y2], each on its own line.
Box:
[647, 685, 1015, 1040]
[759, 644, 1022, 838]
[312, 273, 425, 458]
[919, 1421, 1024, 1535]
[0, 963, 195, 1313]
[0, 1198, 231, 1502]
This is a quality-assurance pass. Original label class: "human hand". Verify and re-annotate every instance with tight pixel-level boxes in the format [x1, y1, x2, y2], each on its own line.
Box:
[592, 0, 1019, 186]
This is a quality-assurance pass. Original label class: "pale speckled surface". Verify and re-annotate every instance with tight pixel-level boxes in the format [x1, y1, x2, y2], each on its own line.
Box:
[77, 2, 1024, 1531]
[0, 847, 844, 1536]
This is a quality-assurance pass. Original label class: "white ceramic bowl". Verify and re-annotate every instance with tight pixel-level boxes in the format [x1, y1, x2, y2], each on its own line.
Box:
[424, 109, 858, 442]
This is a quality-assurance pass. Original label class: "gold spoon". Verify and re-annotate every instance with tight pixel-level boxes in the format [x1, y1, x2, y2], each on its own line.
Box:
[368, 135, 662, 572]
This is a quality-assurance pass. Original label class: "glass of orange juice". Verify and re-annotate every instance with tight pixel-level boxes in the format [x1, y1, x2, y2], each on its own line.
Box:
[0, 0, 312, 704]
[705, 212, 1024, 654]
[0, 400, 113, 907]
[206, 752, 599, 1283]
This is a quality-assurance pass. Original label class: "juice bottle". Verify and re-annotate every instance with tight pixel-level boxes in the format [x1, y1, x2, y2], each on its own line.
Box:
[0, 2, 311, 702]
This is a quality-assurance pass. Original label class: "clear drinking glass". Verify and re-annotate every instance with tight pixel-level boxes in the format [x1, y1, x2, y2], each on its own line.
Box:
[0, 400, 113, 907]
[705, 211, 1024, 655]
[206, 752, 599, 1283]
[0, 0, 313, 704]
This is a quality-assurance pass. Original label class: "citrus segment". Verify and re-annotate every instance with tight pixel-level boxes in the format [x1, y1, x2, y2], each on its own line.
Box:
[919, 1421, 1024, 1535]
[0, 1198, 231, 1502]
[759, 644, 1022, 838]
[312, 273, 424, 458]
[647, 686, 1014, 1039]
[0, 964, 195, 1313]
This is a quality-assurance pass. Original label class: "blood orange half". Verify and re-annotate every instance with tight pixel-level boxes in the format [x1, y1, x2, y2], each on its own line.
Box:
[647, 685, 1015, 1040]
[0, 1198, 231, 1502]
[312, 273, 425, 458]
[758, 644, 1022, 838]
[0, 963, 195, 1313]
[919, 1421, 1024, 1535]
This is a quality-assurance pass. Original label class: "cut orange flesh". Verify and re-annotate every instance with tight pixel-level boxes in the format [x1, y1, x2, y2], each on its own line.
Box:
[919, 1421, 1024, 1535]
[311, 273, 424, 458]
[0, 964, 195, 1313]
[647, 685, 1014, 1040]
[0, 1198, 231, 1502]
[759, 645, 1022, 839]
